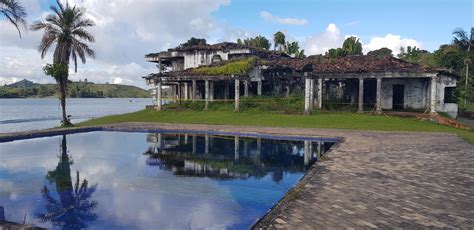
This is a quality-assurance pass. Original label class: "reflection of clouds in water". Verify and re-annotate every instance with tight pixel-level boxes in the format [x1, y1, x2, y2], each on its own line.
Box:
[0, 131, 239, 228]
[0, 136, 61, 172]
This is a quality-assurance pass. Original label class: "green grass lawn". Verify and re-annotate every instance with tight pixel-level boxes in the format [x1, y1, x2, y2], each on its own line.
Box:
[79, 109, 474, 143]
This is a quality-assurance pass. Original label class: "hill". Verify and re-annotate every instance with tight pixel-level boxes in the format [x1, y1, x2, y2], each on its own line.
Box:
[0, 79, 150, 98]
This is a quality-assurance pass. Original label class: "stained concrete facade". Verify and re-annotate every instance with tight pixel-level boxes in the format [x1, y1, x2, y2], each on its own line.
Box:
[144, 43, 459, 117]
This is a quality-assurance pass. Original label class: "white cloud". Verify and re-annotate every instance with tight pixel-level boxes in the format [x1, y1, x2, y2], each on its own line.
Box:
[0, 0, 232, 88]
[304, 23, 421, 56]
[363, 33, 422, 55]
[344, 21, 360, 26]
[304, 23, 344, 55]
[260, 11, 308, 26]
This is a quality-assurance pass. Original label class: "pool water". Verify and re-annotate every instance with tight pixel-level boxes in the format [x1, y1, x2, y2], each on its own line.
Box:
[0, 131, 335, 229]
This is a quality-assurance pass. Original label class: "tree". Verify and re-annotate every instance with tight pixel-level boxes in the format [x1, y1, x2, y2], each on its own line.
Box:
[37, 135, 98, 229]
[178, 37, 207, 48]
[31, 0, 95, 127]
[1, 0, 27, 37]
[342, 36, 363, 55]
[452, 27, 473, 105]
[236, 38, 243, 45]
[285, 41, 306, 58]
[367, 48, 393, 57]
[243, 35, 271, 50]
[273, 31, 286, 51]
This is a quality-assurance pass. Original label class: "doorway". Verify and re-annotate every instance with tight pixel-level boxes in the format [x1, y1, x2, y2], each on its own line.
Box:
[392, 85, 405, 110]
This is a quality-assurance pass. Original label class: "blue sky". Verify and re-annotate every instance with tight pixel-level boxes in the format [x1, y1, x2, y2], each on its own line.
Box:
[1, 0, 472, 87]
[212, 0, 473, 51]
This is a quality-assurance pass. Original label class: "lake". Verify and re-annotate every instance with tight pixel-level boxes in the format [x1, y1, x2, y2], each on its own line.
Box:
[0, 130, 336, 229]
[0, 98, 151, 133]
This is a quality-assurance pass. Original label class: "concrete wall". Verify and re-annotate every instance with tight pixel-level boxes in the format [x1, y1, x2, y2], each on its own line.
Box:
[436, 75, 458, 118]
[182, 49, 251, 70]
[381, 78, 429, 110]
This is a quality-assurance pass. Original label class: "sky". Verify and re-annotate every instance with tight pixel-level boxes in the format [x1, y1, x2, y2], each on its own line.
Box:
[0, 0, 472, 88]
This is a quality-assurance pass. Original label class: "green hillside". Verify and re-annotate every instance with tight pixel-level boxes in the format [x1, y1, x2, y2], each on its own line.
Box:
[0, 79, 150, 98]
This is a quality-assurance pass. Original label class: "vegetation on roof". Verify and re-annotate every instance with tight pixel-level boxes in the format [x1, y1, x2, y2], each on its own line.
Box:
[192, 56, 261, 75]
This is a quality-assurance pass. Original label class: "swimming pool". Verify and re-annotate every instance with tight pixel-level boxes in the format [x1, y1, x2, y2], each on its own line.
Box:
[0, 130, 337, 229]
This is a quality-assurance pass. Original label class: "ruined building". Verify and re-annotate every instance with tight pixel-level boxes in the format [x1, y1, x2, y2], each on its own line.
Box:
[144, 42, 459, 117]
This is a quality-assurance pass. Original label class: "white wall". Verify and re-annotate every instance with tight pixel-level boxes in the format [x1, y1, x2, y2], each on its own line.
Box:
[436, 75, 458, 118]
[381, 78, 429, 110]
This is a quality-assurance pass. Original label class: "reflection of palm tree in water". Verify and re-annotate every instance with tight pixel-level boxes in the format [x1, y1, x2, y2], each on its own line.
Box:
[36, 135, 98, 229]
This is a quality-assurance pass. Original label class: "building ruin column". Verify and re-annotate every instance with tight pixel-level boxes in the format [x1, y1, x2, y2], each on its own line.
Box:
[155, 81, 162, 111]
[430, 77, 437, 114]
[235, 78, 240, 111]
[304, 76, 311, 115]
[257, 80, 262, 96]
[205, 80, 209, 110]
[205, 134, 210, 154]
[192, 80, 197, 102]
[318, 78, 323, 109]
[358, 78, 364, 113]
[184, 82, 189, 100]
[234, 136, 240, 160]
[375, 77, 382, 114]
[244, 80, 249, 97]
[304, 140, 311, 167]
[309, 79, 315, 110]
[210, 81, 214, 102]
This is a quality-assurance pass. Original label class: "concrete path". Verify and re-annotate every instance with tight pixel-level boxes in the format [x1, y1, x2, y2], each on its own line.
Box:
[1, 122, 473, 229]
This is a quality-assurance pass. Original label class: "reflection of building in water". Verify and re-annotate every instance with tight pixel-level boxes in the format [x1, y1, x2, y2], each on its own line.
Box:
[144, 133, 334, 182]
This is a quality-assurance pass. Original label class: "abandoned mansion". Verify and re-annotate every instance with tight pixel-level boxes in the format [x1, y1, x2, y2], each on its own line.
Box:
[144, 42, 459, 117]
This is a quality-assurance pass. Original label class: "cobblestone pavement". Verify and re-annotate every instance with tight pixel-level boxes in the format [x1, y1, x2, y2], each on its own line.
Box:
[2, 123, 474, 229]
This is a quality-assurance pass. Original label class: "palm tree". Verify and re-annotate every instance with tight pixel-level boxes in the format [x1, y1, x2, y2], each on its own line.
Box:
[342, 36, 363, 55]
[273, 31, 286, 51]
[30, 0, 95, 126]
[37, 135, 98, 229]
[452, 27, 473, 104]
[1, 0, 27, 37]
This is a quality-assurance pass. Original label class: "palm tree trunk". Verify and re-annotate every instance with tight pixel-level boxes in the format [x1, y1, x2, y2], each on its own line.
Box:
[59, 76, 70, 126]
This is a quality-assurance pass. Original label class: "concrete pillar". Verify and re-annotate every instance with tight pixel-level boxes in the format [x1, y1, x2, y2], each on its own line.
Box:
[304, 140, 311, 166]
[184, 82, 189, 100]
[210, 81, 214, 102]
[309, 79, 315, 110]
[192, 80, 197, 102]
[157, 133, 163, 149]
[205, 80, 209, 110]
[158, 59, 162, 73]
[205, 134, 209, 154]
[184, 134, 188, 144]
[318, 78, 323, 109]
[358, 78, 364, 113]
[304, 77, 311, 114]
[177, 83, 181, 101]
[375, 77, 382, 114]
[430, 77, 437, 114]
[155, 81, 162, 111]
[244, 80, 249, 97]
[243, 140, 248, 156]
[234, 136, 240, 160]
[257, 80, 262, 96]
[192, 135, 197, 154]
[235, 78, 240, 112]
